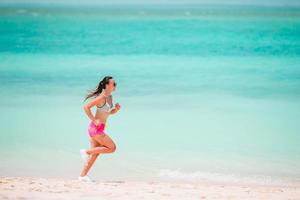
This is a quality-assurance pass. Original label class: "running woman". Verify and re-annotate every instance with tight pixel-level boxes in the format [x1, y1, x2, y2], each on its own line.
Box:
[78, 76, 121, 182]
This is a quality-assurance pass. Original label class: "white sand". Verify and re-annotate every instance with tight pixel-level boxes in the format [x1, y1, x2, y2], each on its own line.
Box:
[1, 176, 300, 200]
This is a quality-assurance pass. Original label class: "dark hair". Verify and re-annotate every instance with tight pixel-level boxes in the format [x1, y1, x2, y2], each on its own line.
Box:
[84, 76, 113, 102]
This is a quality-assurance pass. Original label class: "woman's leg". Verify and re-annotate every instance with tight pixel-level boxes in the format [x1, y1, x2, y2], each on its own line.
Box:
[80, 138, 101, 177]
[86, 134, 116, 155]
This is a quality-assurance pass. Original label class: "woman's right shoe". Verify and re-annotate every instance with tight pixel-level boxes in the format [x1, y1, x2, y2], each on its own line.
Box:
[78, 175, 93, 182]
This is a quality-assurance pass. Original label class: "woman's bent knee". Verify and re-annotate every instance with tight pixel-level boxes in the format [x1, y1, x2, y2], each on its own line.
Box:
[110, 145, 116, 153]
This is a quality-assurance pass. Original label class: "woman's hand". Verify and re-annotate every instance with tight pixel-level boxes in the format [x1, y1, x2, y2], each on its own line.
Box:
[115, 103, 121, 111]
[108, 103, 121, 115]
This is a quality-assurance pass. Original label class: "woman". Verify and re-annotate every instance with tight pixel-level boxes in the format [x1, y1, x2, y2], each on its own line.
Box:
[78, 76, 121, 182]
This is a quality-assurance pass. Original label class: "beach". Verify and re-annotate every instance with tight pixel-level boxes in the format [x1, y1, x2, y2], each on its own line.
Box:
[1, 176, 300, 200]
[1, 3, 300, 200]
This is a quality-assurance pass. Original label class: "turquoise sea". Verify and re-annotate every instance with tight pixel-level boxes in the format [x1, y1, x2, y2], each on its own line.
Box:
[0, 4, 300, 185]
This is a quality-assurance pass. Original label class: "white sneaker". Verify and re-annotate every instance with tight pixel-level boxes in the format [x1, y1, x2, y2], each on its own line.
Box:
[80, 149, 90, 165]
[78, 175, 93, 182]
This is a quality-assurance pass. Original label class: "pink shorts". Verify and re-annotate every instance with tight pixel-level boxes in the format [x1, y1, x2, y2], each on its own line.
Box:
[88, 121, 106, 137]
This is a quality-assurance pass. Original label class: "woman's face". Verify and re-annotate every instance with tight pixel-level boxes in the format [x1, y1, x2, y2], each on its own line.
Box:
[106, 79, 117, 92]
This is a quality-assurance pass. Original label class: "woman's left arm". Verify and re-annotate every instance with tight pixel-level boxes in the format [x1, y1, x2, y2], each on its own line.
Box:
[109, 96, 121, 115]
[109, 108, 119, 115]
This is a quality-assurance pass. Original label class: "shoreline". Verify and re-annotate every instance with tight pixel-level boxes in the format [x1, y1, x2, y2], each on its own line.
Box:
[1, 176, 300, 200]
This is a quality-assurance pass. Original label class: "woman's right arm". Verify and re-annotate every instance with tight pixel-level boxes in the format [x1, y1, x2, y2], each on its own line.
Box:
[83, 94, 104, 122]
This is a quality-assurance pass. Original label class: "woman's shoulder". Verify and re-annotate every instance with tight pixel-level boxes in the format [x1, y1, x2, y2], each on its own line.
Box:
[95, 93, 106, 101]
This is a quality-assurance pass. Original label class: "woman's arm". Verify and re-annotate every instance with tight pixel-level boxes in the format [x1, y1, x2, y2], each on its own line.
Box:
[109, 95, 120, 115]
[83, 94, 104, 121]
[109, 108, 119, 115]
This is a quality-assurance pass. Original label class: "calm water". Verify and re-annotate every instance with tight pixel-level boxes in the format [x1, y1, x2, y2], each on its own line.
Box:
[0, 4, 300, 185]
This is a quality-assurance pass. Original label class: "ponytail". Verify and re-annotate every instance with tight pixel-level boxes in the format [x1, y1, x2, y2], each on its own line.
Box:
[83, 76, 113, 102]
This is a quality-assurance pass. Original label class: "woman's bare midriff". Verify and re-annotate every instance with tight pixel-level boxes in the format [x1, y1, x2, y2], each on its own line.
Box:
[95, 109, 110, 124]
